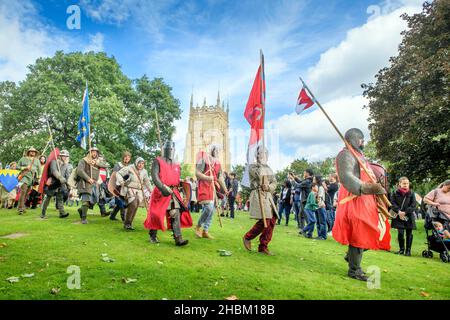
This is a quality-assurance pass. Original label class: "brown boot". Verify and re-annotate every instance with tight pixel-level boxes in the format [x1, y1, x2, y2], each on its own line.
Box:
[174, 235, 189, 246]
[243, 236, 252, 251]
[194, 226, 203, 238]
[258, 249, 274, 256]
[202, 230, 214, 239]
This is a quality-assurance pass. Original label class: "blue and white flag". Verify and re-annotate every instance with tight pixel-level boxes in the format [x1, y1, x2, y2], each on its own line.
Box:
[76, 84, 90, 150]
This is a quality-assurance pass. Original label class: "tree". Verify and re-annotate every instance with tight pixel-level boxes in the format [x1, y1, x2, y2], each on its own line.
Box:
[362, 0, 450, 185]
[0, 51, 181, 166]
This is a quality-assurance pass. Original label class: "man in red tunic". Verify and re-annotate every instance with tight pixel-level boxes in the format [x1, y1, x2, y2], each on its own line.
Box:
[144, 140, 192, 246]
[194, 145, 228, 239]
[333, 128, 391, 281]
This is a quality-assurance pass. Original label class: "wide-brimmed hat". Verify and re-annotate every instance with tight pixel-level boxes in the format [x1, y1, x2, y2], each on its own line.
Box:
[26, 147, 40, 156]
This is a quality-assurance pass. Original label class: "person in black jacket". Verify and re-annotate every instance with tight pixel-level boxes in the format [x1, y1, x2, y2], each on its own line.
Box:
[390, 177, 417, 256]
[291, 169, 314, 231]
[277, 180, 292, 226]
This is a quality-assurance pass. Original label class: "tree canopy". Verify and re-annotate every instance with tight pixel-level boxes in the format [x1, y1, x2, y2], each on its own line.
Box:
[0, 51, 181, 166]
[362, 0, 450, 185]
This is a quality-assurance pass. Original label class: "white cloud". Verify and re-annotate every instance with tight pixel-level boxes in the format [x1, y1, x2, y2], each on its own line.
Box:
[0, 0, 69, 82]
[84, 32, 105, 52]
[307, 2, 423, 102]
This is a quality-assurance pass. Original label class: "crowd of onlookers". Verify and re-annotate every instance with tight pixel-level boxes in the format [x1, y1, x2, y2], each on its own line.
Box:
[2, 154, 449, 256]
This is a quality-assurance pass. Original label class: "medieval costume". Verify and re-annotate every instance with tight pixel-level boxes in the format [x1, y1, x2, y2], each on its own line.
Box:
[116, 157, 152, 230]
[17, 147, 41, 214]
[194, 145, 228, 239]
[109, 151, 132, 221]
[144, 141, 192, 246]
[26, 155, 46, 209]
[243, 146, 278, 255]
[40, 150, 71, 218]
[75, 147, 109, 224]
[332, 128, 391, 281]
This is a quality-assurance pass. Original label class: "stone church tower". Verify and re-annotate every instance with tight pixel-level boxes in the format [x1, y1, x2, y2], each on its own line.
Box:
[183, 91, 231, 173]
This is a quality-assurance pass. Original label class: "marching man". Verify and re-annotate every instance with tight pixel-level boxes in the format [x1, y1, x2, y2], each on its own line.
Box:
[144, 140, 192, 246]
[194, 145, 228, 239]
[116, 157, 152, 230]
[242, 146, 278, 255]
[17, 147, 41, 215]
[333, 128, 390, 281]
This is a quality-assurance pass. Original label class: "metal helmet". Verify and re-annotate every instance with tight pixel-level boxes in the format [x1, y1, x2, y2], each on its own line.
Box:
[163, 140, 175, 160]
[60, 150, 70, 157]
[135, 157, 145, 167]
[344, 128, 365, 152]
[209, 144, 220, 158]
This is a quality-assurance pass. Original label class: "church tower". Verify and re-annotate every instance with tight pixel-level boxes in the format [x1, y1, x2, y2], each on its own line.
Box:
[184, 90, 231, 172]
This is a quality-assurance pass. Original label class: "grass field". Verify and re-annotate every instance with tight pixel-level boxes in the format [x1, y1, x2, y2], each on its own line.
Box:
[0, 205, 448, 300]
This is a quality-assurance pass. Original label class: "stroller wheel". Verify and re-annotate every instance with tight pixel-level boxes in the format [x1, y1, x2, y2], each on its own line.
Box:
[440, 252, 449, 263]
[422, 250, 428, 258]
[427, 250, 433, 258]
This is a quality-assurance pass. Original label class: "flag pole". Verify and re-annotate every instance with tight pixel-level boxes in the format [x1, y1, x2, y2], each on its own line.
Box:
[258, 49, 268, 228]
[45, 118, 61, 173]
[298, 77, 391, 218]
[86, 80, 93, 179]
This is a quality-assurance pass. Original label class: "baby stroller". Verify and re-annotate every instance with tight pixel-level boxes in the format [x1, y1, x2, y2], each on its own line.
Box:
[422, 206, 450, 263]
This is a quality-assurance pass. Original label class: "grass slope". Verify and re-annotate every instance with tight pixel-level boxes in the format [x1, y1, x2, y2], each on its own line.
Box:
[0, 206, 448, 300]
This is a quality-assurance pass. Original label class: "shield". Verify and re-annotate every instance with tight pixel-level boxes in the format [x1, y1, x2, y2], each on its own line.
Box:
[369, 162, 388, 192]
[107, 172, 121, 197]
[181, 181, 192, 209]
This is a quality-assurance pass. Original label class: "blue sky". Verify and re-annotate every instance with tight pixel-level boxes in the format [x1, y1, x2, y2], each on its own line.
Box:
[0, 0, 425, 170]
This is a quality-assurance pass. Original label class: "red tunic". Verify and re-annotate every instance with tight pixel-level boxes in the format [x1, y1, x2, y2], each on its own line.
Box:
[196, 151, 221, 202]
[143, 157, 192, 231]
[332, 149, 391, 250]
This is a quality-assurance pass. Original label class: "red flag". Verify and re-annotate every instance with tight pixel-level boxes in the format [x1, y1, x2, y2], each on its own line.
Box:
[38, 148, 60, 194]
[296, 87, 314, 114]
[244, 65, 265, 145]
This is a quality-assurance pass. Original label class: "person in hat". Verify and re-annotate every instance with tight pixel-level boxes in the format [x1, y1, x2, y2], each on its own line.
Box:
[144, 140, 192, 246]
[242, 146, 278, 255]
[17, 147, 41, 214]
[332, 128, 390, 281]
[109, 151, 132, 221]
[116, 157, 152, 230]
[40, 150, 71, 219]
[26, 155, 47, 209]
[75, 147, 109, 224]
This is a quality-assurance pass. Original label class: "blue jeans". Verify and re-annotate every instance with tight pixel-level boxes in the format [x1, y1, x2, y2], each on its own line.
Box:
[197, 202, 215, 232]
[316, 207, 327, 239]
[278, 202, 292, 225]
[303, 209, 317, 237]
[327, 208, 336, 232]
[293, 201, 302, 228]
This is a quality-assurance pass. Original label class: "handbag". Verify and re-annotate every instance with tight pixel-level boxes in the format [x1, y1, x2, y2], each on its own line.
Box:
[390, 195, 408, 221]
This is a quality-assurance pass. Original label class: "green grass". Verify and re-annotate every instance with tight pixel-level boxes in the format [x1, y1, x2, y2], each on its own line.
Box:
[0, 205, 448, 300]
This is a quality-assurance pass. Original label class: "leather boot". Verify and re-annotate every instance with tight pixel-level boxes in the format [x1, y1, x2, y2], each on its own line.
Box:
[202, 230, 214, 239]
[174, 234, 188, 246]
[81, 205, 88, 224]
[396, 231, 405, 254]
[405, 233, 413, 256]
[149, 230, 160, 243]
[194, 225, 203, 238]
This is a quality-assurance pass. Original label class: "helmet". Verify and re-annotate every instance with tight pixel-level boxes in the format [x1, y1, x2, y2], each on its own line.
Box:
[344, 128, 364, 152]
[163, 140, 175, 160]
[60, 150, 70, 157]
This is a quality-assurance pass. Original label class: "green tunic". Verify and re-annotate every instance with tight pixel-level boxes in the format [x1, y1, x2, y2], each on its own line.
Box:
[17, 156, 41, 186]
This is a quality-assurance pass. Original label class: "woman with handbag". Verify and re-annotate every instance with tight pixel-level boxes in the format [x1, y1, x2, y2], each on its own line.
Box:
[390, 177, 417, 256]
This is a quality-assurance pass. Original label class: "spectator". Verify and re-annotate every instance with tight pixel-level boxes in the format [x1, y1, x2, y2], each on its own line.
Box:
[390, 177, 417, 256]
[190, 177, 198, 213]
[423, 179, 450, 220]
[314, 175, 328, 240]
[289, 172, 302, 229]
[326, 173, 339, 234]
[277, 180, 293, 226]
[292, 169, 314, 233]
[300, 182, 319, 238]
[228, 172, 239, 219]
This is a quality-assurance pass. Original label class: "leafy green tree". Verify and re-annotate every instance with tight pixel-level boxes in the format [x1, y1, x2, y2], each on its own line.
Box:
[0, 51, 181, 167]
[362, 0, 450, 185]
